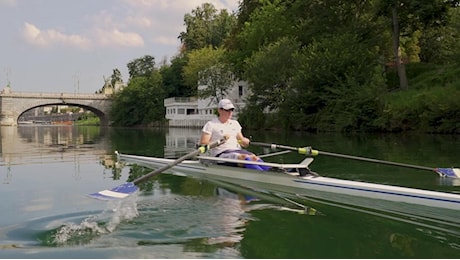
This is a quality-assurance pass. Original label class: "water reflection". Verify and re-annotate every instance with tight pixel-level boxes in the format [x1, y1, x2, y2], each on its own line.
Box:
[0, 126, 122, 183]
[0, 126, 458, 258]
[0, 125, 110, 166]
[164, 128, 201, 158]
[439, 177, 460, 187]
[0, 125, 294, 258]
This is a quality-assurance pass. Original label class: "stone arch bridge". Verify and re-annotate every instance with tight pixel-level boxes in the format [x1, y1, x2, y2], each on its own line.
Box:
[0, 91, 113, 126]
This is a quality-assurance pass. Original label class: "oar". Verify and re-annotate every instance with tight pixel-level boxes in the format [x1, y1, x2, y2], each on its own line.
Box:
[88, 138, 227, 200]
[250, 141, 460, 178]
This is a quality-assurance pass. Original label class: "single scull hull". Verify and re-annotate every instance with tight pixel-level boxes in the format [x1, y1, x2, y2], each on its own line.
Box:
[117, 152, 460, 224]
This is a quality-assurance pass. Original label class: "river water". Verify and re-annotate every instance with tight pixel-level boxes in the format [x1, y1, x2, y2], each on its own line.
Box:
[0, 125, 459, 258]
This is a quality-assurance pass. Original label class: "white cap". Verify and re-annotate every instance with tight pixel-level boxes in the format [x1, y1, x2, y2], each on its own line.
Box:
[218, 99, 235, 110]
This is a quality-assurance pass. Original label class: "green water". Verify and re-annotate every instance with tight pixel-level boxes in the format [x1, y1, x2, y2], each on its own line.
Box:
[0, 126, 458, 258]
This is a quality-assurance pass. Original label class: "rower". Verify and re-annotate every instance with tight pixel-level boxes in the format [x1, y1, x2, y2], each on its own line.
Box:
[199, 98, 269, 171]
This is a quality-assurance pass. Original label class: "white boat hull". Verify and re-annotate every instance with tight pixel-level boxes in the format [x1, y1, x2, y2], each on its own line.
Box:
[117, 153, 460, 224]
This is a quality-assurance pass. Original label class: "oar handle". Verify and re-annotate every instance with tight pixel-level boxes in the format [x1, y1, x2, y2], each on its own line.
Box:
[250, 142, 319, 156]
[132, 138, 226, 185]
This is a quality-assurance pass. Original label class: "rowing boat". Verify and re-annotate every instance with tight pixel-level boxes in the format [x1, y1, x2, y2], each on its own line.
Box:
[113, 151, 460, 224]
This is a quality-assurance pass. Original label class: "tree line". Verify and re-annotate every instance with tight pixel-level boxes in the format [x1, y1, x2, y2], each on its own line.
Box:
[109, 0, 460, 133]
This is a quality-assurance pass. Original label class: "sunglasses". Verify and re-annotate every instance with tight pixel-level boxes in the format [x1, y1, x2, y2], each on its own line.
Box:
[221, 108, 235, 112]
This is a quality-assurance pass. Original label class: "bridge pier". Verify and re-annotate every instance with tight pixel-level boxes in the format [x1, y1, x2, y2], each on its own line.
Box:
[0, 111, 18, 126]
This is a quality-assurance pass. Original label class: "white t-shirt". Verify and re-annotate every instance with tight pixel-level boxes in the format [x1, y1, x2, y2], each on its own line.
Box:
[201, 118, 242, 156]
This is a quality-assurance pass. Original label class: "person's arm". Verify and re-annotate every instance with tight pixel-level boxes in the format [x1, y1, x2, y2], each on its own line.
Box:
[236, 132, 250, 147]
[200, 132, 211, 145]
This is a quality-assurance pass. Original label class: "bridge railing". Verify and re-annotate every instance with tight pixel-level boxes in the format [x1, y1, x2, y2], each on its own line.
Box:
[0, 91, 111, 99]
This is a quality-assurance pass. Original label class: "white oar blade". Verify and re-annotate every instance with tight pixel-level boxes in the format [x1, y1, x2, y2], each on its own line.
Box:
[88, 182, 139, 200]
[436, 168, 460, 178]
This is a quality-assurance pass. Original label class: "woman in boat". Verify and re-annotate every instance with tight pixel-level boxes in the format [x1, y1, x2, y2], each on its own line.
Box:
[199, 98, 269, 171]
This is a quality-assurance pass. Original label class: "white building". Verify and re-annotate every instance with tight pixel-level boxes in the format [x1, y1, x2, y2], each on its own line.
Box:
[164, 80, 250, 128]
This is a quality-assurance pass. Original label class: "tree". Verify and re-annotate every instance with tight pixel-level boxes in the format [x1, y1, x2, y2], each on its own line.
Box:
[391, 2, 409, 89]
[292, 32, 386, 131]
[376, 0, 458, 89]
[160, 54, 192, 98]
[244, 37, 300, 111]
[178, 3, 236, 52]
[110, 68, 123, 87]
[111, 72, 165, 126]
[127, 55, 155, 80]
[233, 0, 388, 131]
[226, 0, 292, 76]
[419, 6, 460, 64]
[111, 55, 165, 126]
[183, 46, 234, 102]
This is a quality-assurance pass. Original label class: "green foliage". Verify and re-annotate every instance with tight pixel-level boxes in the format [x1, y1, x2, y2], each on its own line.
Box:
[375, 0, 455, 32]
[232, 0, 458, 131]
[127, 55, 155, 79]
[286, 33, 386, 132]
[109, 0, 460, 133]
[418, 7, 460, 64]
[375, 63, 460, 133]
[127, 164, 154, 191]
[160, 55, 192, 98]
[178, 3, 236, 51]
[407, 63, 460, 88]
[183, 46, 220, 88]
[110, 68, 123, 86]
[161, 2, 236, 100]
[244, 36, 301, 111]
[236, 0, 292, 53]
[316, 78, 386, 132]
[378, 84, 460, 133]
[75, 113, 100, 126]
[237, 103, 266, 129]
[226, 0, 295, 76]
[111, 70, 166, 127]
[183, 47, 234, 101]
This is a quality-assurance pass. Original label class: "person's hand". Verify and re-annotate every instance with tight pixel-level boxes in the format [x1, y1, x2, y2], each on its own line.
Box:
[239, 137, 250, 147]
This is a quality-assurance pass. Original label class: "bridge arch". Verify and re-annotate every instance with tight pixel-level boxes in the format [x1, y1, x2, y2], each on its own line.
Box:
[0, 92, 113, 126]
[18, 103, 108, 125]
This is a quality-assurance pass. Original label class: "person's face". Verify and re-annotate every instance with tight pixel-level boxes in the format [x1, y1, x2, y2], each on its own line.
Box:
[219, 107, 234, 120]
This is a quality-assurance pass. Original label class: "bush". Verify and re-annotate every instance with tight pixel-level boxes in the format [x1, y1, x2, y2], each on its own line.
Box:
[378, 83, 460, 133]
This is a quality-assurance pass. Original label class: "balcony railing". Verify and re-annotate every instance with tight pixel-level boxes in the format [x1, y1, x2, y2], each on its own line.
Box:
[164, 97, 198, 105]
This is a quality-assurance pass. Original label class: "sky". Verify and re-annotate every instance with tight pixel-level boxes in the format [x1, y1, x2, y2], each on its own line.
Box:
[0, 0, 239, 94]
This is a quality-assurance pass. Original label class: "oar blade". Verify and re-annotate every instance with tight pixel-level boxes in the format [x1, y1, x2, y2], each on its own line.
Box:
[436, 168, 460, 178]
[88, 138, 228, 201]
[88, 182, 139, 200]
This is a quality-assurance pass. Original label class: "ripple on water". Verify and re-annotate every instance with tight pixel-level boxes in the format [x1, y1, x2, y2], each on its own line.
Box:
[2, 194, 139, 247]
[0, 190, 248, 258]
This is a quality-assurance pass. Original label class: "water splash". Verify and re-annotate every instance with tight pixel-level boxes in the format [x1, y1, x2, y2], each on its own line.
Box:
[105, 195, 139, 233]
[52, 216, 106, 245]
[47, 194, 139, 246]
